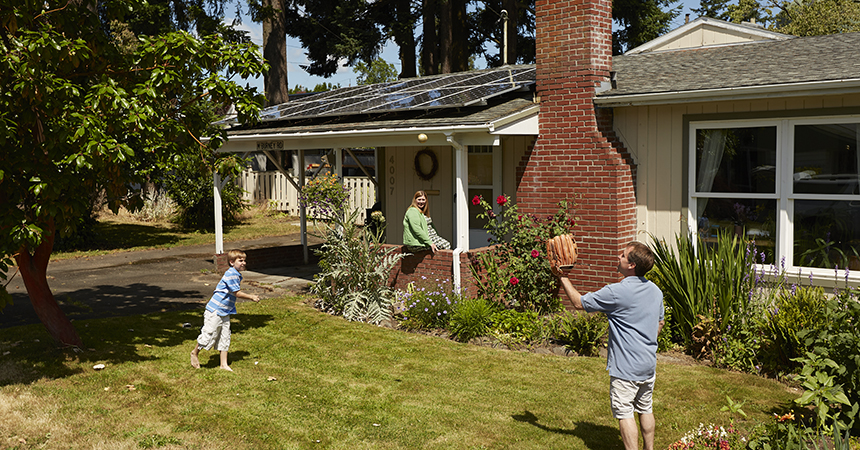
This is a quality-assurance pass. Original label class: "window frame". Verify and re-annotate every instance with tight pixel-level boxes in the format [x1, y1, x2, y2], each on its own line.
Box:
[688, 114, 860, 281]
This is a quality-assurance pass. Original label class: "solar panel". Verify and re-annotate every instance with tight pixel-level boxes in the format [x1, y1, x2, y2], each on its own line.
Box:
[235, 65, 535, 125]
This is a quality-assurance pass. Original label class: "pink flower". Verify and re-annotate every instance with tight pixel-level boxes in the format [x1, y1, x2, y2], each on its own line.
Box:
[489, 211, 496, 219]
[496, 195, 507, 206]
[531, 250, 539, 258]
[472, 195, 481, 206]
[509, 276, 519, 285]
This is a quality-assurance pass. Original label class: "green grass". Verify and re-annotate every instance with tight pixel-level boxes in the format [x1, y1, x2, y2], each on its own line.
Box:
[51, 207, 301, 260]
[0, 296, 798, 450]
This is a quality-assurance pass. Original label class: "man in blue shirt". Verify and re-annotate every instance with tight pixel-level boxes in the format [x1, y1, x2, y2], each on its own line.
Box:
[555, 241, 664, 450]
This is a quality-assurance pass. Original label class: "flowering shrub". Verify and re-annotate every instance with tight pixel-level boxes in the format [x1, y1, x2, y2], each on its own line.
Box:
[472, 194, 576, 313]
[300, 173, 349, 219]
[397, 277, 460, 330]
[669, 423, 746, 450]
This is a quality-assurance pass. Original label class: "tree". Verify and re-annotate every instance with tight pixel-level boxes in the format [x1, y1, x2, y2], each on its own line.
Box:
[613, 0, 682, 54]
[0, 0, 266, 346]
[469, 0, 536, 67]
[353, 58, 399, 85]
[691, 0, 732, 21]
[770, 0, 860, 36]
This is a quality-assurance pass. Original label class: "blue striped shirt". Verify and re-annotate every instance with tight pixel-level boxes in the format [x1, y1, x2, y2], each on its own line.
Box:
[205, 267, 242, 316]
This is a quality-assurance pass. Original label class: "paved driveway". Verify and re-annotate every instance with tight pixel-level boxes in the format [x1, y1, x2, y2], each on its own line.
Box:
[2, 235, 319, 329]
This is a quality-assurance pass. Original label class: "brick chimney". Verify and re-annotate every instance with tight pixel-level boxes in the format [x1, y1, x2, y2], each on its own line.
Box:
[518, 0, 638, 292]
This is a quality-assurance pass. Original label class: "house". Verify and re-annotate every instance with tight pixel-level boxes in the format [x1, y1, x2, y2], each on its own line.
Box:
[213, 0, 860, 295]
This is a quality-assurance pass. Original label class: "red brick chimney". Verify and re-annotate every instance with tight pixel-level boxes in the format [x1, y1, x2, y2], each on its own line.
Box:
[518, 0, 638, 292]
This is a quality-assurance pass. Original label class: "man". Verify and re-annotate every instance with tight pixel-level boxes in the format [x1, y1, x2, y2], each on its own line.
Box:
[554, 241, 664, 450]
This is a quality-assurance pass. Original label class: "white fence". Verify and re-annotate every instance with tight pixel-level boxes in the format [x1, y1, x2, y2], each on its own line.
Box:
[235, 170, 377, 223]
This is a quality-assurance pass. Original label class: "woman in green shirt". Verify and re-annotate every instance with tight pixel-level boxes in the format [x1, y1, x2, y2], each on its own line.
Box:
[402, 190, 451, 253]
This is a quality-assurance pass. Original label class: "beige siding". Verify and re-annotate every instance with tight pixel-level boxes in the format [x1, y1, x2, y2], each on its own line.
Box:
[650, 24, 777, 52]
[614, 93, 860, 244]
[382, 146, 455, 246]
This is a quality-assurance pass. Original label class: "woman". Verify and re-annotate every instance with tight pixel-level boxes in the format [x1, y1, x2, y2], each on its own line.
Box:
[403, 191, 451, 253]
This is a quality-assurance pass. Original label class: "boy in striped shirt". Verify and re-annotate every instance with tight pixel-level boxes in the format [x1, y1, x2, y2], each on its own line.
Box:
[190, 249, 259, 371]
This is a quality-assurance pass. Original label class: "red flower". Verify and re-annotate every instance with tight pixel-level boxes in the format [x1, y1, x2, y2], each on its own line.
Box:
[531, 250, 539, 258]
[496, 195, 507, 206]
[472, 195, 481, 206]
[509, 276, 519, 285]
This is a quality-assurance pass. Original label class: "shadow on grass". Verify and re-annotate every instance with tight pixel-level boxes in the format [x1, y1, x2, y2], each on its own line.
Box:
[513, 410, 622, 448]
[90, 222, 184, 250]
[0, 305, 275, 386]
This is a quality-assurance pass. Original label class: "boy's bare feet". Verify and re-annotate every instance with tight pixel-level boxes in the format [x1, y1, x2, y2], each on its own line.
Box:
[190, 352, 200, 369]
[220, 365, 233, 372]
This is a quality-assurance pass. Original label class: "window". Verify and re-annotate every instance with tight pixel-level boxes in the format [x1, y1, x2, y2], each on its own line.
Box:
[468, 145, 500, 247]
[689, 117, 860, 273]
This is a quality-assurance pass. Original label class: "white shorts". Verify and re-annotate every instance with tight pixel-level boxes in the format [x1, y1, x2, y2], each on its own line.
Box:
[197, 310, 231, 352]
[610, 375, 655, 419]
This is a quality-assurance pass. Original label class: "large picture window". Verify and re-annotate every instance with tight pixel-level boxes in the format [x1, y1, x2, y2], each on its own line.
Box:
[690, 117, 860, 273]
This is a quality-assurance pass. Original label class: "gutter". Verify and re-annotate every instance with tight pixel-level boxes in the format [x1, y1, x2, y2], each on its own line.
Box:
[594, 79, 860, 107]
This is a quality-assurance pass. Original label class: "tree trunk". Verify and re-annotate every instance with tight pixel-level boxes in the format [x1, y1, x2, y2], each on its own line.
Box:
[394, 0, 417, 78]
[263, 0, 289, 106]
[422, 0, 439, 75]
[504, 0, 518, 64]
[15, 221, 83, 347]
[439, 0, 468, 73]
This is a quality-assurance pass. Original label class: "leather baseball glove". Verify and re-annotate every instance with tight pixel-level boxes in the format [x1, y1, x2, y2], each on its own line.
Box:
[547, 235, 578, 274]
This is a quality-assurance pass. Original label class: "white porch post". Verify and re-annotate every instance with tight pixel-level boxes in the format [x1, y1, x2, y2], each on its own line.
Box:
[447, 133, 469, 293]
[299, 149, 308, 264]
[214, 172, 225, 255]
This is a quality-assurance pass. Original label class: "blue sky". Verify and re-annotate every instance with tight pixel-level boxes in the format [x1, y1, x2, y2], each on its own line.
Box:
[231, 0, 703, 92]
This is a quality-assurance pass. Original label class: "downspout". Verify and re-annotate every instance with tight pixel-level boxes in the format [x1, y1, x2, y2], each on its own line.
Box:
[446, 132, 468, 293]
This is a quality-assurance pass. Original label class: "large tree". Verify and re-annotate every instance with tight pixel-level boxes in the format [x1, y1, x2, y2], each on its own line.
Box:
[0, 0, 266, 346]
[613, 0, 682, 54]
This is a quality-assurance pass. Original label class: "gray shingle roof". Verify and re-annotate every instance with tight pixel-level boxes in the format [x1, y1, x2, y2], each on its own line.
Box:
[601, 32, 860, 97]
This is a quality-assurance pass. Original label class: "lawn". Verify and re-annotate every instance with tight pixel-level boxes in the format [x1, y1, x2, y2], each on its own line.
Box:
[51, 205, 302, 260]
[1, 295, 798, 450]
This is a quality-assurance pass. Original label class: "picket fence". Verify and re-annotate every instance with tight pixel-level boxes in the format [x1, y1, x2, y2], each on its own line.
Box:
[235, 170, 377, 223]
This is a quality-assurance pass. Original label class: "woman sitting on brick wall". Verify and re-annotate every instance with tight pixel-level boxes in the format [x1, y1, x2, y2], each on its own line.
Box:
[402, 190, 450, 254]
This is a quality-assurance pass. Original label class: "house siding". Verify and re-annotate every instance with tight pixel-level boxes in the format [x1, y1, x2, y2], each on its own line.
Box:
[612, 93, 860, 245]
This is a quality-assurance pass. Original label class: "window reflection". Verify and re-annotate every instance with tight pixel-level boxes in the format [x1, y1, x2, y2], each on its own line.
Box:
[794, 124, 860, 195]
[794, 200, 860, 269]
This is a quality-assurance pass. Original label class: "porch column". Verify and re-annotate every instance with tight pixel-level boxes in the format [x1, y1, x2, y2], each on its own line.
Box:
[448, 133, 469, 250]
[214, 172, 225, 255]
[299, 149, 308, 264]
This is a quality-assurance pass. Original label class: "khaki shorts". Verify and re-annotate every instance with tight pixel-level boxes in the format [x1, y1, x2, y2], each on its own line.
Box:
[610, 375, 655, 419]
[197, 310, 231, 352]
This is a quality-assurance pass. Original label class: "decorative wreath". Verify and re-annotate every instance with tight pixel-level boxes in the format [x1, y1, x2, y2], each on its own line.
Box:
[414, 148, 438, 181]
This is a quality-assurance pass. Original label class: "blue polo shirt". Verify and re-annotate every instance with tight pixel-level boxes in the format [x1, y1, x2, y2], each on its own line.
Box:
[581, 276, 664, 381]
[205, 267, 242, 316]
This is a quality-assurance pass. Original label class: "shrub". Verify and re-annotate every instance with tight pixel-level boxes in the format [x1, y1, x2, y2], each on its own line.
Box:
[552, 311, 607, 357]
[310, 205, 406, 324]
[164, 154, 248, 230]
[711, 317, 768, 373]
[796, 288, 860, 432]
[765, 285, 828, 367]
[472, 195, 574, 313]
[398, 277, 459, 330]
[447, 297, 500, 342]
[490, 309, 544, 346]
[300, 173, 349, 220]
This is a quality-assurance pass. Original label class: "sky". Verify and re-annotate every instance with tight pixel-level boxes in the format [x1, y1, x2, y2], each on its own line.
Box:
[230, 0, 703, 93]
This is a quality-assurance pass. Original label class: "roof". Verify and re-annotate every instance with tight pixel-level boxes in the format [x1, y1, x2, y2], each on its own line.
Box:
[597, 31, 860, 106]
[217, 66, 539, 151]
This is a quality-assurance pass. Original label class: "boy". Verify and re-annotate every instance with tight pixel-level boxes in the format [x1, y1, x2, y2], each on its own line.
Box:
[190, 249, 259, 371]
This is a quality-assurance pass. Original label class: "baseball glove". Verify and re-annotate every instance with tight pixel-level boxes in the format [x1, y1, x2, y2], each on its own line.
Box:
[547, 235, 578, 272]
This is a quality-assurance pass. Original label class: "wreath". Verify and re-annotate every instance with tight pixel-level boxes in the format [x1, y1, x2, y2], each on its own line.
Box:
[414, 148, 438, 181]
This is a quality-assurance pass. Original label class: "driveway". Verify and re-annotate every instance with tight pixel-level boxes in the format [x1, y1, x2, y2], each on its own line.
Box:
[1, 234, 320, 329]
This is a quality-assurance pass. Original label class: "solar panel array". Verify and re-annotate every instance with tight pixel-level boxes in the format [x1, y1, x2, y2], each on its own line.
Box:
[250, 65, 535, 124]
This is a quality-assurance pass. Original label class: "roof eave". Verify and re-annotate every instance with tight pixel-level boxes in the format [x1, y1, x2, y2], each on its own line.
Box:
[594, 79, 860, 107]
